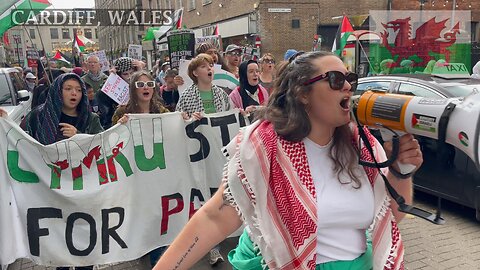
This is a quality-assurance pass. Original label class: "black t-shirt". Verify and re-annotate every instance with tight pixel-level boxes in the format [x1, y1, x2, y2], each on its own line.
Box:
[162, 89, 180, 111]
[58, 113, 78, 139]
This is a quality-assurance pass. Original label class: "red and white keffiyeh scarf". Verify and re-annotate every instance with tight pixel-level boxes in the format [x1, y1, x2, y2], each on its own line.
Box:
[223, 121, 404, 270]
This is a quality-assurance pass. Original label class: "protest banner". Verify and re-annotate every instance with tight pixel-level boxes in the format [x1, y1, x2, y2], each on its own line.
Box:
[177, 59, 239, 94]
[26, 49, 39, 68]
[0, 110, 247, 267]
[195, 35, 223, 52]
[127, 44, 143, 61]
[101, 73, 129, 105]
[88, 50, 110, 72]
[167, 29, 195, 70]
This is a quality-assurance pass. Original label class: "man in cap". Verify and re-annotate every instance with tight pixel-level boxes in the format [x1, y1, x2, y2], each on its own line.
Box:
[224, 44, 243, 78]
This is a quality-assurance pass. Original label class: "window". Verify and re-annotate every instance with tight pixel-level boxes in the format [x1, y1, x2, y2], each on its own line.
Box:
[202, 0, 212, 5]
[292, 19, 300, 29]
[9, 72, 25, 93]
[355, 81, 391, 96]
[176, 0, 183, 9]
[397, 83, 443, 98]
[84, 28, 92, 39]
[0, 74, 12, 105]
[29, 29, 35, 39]
[62, 28, 70, 39]
[188, 0, 195, 10]
[50, 28, 58, 39]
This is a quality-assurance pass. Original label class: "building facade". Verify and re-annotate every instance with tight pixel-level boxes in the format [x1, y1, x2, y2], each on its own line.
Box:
[179, 0, 388, 61]
[96, 0, 147, 61]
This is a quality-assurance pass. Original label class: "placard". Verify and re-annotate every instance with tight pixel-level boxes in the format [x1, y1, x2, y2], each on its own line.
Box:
[100, 73, 130, 105]
[128, 44, 143, 61]
[167, 29, 195, 70]
[26, 49, 39, 68]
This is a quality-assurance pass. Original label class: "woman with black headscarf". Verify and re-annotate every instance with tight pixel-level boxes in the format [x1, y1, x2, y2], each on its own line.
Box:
[229, 60, 269, 114]
[21, 73, 103, 145]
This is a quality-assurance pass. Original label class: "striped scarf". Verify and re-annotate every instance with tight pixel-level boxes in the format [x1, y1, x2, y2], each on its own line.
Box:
[21, 73, 90, 145]
[223, 121, 404, 270]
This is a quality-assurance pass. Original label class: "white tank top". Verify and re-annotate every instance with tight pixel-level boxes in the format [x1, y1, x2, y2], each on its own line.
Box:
[303, 137, 374, 264]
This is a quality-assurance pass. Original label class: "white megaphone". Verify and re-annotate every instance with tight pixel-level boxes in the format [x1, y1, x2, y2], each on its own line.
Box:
[354, 90, 480, 173]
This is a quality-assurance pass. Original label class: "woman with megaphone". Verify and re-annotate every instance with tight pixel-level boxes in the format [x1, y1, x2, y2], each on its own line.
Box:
[153, 51, 423, 270]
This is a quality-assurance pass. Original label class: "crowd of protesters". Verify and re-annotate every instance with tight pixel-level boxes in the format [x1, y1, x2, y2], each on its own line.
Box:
[0, 43, 419, 270]
[1, 42, 275, 269]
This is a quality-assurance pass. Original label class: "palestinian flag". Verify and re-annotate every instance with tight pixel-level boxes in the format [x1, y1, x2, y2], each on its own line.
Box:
[0, 0, 51, 38]
[73, 31, 85, 54]
[212, 24, 219, 36]
[51, 50, 70, 64]
[175, 8, 183, 29]
[332, 15, 354, 56]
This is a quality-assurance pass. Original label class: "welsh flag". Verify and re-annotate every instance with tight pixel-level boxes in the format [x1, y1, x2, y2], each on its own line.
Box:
[332, 15, 354, 56]
[0, 0, 51, 38]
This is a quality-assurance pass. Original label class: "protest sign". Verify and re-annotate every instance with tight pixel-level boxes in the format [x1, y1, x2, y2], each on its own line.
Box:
[26, 49, 39, 68]
[0, 111, 247, 267]
[128, 44, 143, 60]
[101, 73, 129, 105]
[88, 50, 110, 72]
[177, 59, 239, 94]
[167, 29, 195, 70]
[195, 35, 223, 52]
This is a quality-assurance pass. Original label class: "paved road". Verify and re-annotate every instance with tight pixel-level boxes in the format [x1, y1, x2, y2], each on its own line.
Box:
[7, 192, 480, 270]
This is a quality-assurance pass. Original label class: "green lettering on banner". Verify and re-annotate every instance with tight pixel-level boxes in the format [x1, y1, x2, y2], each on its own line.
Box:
[114, 152, 134, 176]
[48, 164, 61, 189]
[7, 150, 39, 183]
[134, 143, 166, 171]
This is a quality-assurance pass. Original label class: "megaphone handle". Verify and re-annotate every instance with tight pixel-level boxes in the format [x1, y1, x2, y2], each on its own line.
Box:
[379, 128, 416, 174]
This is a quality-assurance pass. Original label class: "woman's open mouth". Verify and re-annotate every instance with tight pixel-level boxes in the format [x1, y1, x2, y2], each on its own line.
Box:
[340, 97, 350, 111]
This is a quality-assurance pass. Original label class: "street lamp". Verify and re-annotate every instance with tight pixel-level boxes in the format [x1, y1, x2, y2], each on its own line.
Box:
[13, 34, 21, 66]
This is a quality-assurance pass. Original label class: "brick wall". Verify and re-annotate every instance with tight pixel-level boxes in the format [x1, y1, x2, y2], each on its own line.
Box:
[258, 1, 320, 61]
[183, 0, 257, 28]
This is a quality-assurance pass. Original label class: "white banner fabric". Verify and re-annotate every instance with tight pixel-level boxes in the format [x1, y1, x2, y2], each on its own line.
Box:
[0, 110, 247, 267]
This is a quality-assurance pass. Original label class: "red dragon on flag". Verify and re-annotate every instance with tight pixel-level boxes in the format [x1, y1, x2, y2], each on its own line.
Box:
[380, 17, 461, 67]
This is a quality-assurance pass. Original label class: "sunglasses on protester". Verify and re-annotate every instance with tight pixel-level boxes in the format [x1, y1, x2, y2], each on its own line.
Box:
[303, 71, 358, 92]
[263, 59, 275, 64]
[228, 51, 242, 57]
[135, 81, 155, 88]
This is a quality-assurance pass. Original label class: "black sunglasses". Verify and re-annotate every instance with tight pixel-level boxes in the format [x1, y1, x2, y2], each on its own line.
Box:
[303, 71, 358, 92]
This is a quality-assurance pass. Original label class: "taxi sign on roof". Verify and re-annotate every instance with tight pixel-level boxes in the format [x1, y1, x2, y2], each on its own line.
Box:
[432, 63, 471, 79]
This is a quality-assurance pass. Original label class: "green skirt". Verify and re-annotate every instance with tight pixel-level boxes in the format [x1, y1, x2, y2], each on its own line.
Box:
[228, 229, 373, 270]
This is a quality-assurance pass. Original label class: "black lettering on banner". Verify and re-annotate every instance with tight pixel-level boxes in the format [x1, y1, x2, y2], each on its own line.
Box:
[27, 207, 63, 256]
[238, 112, 247, 127]
[209, 187, 218, 197]
[210, 114, 237, 146]
[185, 118, 210, 162]
[101, 207, 128, 254]
[65, 213, 97, 256]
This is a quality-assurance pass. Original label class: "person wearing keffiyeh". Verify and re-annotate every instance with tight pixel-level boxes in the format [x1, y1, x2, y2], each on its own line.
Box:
[154, 51, 423, 270]
[20, 73, 103, 145]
